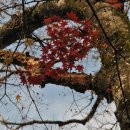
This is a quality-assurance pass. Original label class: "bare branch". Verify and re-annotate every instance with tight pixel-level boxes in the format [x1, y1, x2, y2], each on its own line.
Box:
[0, 95, 102, 129]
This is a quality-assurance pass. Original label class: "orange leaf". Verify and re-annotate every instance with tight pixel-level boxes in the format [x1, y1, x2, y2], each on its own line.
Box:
[44, 18, 52, 24]
[113, 3, 122, 9]
[106, 0, 123, 9]
[16, 94, 22, 101]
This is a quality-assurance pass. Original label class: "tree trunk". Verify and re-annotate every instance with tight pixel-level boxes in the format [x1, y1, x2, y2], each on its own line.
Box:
[111, 60, 130, 130]
[95, 2, 130, 129]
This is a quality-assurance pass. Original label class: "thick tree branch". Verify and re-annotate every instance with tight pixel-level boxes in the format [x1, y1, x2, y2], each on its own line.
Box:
[0, 0, 89, 49]
[0, 50, 34, 66]
[0, 49, 111, 101]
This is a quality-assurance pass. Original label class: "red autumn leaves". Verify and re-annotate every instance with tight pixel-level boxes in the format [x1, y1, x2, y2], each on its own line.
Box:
[19, 12, 99, 85]
[106, 0, 123, 9]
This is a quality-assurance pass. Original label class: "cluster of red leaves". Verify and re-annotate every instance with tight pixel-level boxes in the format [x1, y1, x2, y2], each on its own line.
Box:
[106, 0, 123, 9]
[41, 12, 98, 77]
[19, 12, 99, 85]
[19, 67, 44, 86]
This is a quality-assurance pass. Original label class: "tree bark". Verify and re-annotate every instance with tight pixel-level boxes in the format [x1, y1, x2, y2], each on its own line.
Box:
[94, 2, 130, 129]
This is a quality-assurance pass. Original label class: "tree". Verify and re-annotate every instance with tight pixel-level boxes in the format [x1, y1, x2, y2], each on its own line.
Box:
[0, 0, 130, 129]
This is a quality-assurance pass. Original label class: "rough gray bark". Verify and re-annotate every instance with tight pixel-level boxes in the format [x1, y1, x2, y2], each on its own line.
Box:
[95, 2, 130, 130]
